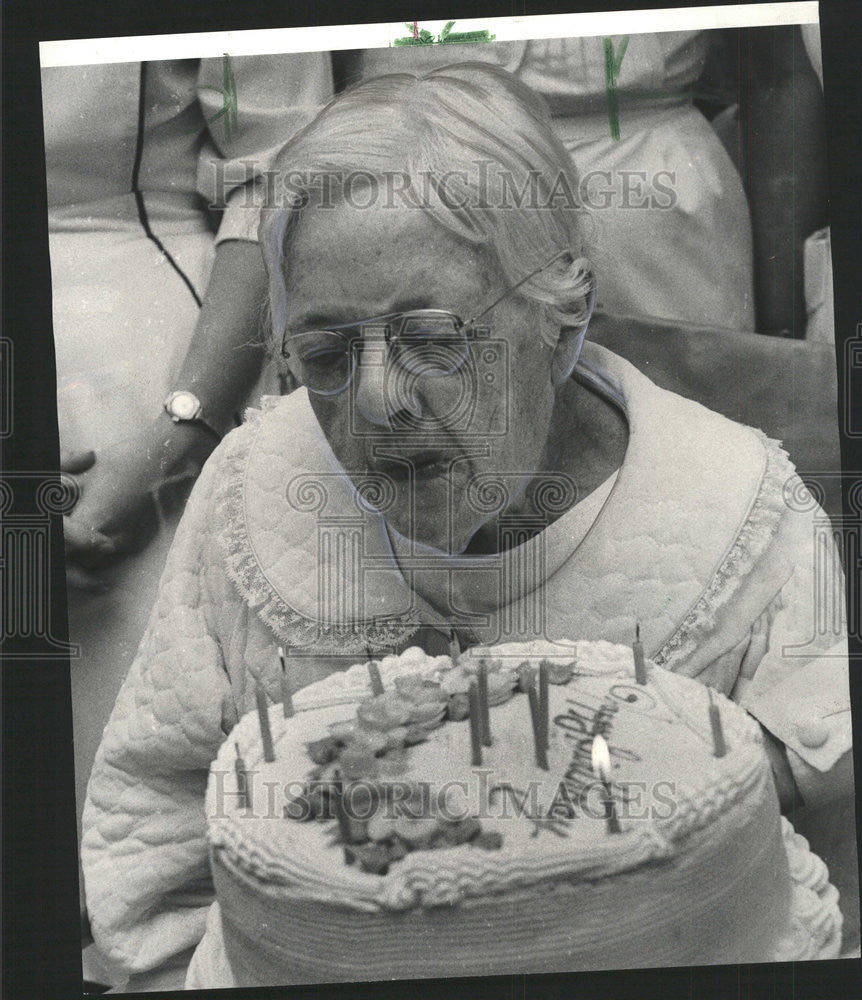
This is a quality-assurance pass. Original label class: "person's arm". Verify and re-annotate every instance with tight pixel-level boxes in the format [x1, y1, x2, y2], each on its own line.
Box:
[62, 240, 268, 569]
[760, 723, 804, 812]
[149, 237, 270, 452]
[63, 52, 335, 573]
[739, 24, 828, 336]
[735, 491, 852, 811]
[746, 638, 852, 812]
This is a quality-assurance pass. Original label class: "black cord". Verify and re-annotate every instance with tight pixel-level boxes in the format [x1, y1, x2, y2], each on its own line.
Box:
[132, 62, 203, 309]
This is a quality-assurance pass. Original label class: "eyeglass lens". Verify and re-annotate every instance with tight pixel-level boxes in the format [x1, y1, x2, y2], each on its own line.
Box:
[286, 312, 470, 394]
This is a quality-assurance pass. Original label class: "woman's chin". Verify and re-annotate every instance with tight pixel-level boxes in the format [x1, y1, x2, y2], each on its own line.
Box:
[384, 513, 474, 556]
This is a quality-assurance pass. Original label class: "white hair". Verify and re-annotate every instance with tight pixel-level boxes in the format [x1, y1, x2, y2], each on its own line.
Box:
[261, 62, 594, 351]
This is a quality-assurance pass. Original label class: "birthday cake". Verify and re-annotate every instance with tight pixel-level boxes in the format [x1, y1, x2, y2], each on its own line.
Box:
[199, 640, 842, 986]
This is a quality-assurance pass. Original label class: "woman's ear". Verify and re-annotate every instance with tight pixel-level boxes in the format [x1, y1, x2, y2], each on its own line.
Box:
[550, 279, 596, 385]
[551, 324, 584, 385]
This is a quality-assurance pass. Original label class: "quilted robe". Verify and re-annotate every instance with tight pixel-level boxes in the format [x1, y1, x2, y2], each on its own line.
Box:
[81, 343, 852, 980]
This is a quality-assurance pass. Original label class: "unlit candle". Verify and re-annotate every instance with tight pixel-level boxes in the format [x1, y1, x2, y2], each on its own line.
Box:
[477, 661, 492, 747]
[633, 623, 647, 685]
[528, 683, 549, 770]
[367, 660, 385, 696]
[708, 687, 727, 757]
[234, 742, 251, 810]
[255, 680, 275, 763]
[538, 661, 550, 750]
[468, 681, 483, 766]
[278, 647, 295, 719]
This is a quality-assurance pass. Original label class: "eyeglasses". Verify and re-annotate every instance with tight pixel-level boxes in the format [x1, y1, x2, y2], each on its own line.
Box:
[281, 248, 585, 396]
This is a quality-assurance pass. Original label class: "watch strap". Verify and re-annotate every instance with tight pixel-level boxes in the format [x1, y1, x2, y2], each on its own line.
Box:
[183, 416, 223, 446]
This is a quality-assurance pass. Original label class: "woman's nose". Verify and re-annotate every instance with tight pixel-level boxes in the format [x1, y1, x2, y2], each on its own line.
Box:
[353, 340, 424, 427]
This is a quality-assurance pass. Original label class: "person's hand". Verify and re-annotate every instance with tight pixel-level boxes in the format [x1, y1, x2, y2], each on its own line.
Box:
[61, 439, 163, 584]
[61, 449, 113, 591]
[61, 450, 113, 553]
[760, 724, 803, 813]
[61, 414, 219, 589]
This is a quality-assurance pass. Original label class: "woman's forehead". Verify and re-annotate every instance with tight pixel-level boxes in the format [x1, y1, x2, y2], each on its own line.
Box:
[284, 201, 496, 311]
[289, 195, 475, 256]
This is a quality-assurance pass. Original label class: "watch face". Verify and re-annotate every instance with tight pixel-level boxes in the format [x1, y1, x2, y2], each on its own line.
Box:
[168, 391, 201, 421]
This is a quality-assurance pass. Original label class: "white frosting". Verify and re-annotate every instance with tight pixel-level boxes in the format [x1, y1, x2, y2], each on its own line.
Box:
[208, 641, 768, 912]
[774, 818, 843, 961]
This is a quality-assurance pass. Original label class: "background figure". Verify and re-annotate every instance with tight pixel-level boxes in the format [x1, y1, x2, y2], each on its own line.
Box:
[800, 22, 834, 343]
[41, 53, 333, 926]
[706, 25, 829, 338]
[343, 31, 756, 330]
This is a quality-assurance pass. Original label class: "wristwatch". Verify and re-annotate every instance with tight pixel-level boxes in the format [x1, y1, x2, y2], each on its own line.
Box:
[163, 390, 222, 444]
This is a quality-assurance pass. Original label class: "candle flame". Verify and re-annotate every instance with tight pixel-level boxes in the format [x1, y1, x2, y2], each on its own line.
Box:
[591, 734, 612, 782]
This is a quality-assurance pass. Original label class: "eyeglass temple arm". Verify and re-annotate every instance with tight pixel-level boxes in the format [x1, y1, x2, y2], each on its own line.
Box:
[467, 248, 574, 326]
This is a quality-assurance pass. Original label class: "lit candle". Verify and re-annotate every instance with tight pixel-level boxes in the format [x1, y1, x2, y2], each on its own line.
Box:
[633, 622, 648, 685]
[367, 660, 385, 697]
[278, 647, 295, 719]
[708, 688, 727, 758]
[234, 742, 251, 811]
[591, 734, 621, 833]
[467, 680, 483, 766]
[255, 679, 275, 762]
[527, 683, 549, 770]
[477, 661, 492, 747]
[538, 661, 550, 749]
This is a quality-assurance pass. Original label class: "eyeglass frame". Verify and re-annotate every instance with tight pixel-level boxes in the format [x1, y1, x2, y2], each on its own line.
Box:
[280, 248, 595, 396]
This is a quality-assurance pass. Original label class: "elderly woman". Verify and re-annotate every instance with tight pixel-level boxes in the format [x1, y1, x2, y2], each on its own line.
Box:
[82, 64, 852, 989]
